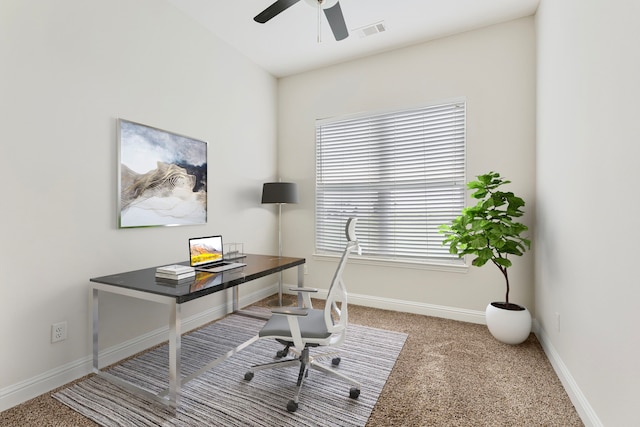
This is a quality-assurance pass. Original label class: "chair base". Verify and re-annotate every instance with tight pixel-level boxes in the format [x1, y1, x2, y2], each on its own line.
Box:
[244, 346, 361, 412]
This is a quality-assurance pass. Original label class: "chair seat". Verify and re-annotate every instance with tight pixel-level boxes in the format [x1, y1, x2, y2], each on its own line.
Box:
[259, 308, 331, 340]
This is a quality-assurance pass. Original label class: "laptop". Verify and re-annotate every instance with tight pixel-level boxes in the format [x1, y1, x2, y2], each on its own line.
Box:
[188, 235, 246, 273]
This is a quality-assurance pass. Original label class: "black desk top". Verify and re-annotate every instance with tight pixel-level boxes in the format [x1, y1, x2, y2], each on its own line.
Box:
[90, 254, 305, 304]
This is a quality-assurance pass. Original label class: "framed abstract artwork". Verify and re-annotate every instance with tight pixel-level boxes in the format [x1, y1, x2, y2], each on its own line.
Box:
[117, 119, 208, 228]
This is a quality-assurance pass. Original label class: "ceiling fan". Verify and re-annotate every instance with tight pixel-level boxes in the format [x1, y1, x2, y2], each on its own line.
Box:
[254, 0, 349, 41]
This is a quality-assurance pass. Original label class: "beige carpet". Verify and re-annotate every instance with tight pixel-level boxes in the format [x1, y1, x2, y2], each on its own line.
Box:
[1, 297, 583, 426]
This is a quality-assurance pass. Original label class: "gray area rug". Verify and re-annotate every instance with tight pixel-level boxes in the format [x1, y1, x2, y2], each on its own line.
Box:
[54, 309, 407, 426]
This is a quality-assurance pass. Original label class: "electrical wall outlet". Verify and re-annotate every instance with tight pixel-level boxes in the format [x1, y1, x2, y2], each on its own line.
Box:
[51, 321, 67, 343]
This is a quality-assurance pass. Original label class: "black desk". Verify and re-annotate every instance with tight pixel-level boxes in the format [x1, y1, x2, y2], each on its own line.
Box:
[91, 254, 305, 408]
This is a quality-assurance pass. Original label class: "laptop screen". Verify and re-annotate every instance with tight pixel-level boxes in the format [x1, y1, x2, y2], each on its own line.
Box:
[189, 235, 224, 267]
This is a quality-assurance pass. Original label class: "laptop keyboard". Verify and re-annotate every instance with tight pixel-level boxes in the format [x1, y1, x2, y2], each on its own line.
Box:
[200, 262, 230, 269]
[196, 262, 246, 273]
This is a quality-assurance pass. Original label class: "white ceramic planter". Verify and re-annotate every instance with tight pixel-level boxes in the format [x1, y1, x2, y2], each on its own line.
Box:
[485, 302, 532, 345]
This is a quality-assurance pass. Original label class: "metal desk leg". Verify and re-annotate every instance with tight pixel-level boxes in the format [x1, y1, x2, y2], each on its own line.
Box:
[297, 264, 304, 307]
[91, 284, 184, 408]
[233, 285, 238, 313]
[297, 263, 304, 287]
[168, 300, 182, 407]
[92, 288, 99, 373]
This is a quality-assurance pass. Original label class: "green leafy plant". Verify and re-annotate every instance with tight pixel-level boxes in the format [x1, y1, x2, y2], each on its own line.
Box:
[439, 172, 531, 308]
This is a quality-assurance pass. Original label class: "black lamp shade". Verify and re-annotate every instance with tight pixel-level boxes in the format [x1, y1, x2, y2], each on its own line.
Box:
[261, 182, 299, 204]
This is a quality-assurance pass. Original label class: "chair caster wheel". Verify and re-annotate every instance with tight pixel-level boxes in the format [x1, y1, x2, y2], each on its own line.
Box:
[244, 371, 254, 381]
[286, 400, 298, 412]
[349, 387, 360, 399]
[332, 357, 341, 366]
[276, 349, 288, 358]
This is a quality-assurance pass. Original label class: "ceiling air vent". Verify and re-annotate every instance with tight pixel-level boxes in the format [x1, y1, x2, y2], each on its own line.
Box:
[355, 21, 386, 38]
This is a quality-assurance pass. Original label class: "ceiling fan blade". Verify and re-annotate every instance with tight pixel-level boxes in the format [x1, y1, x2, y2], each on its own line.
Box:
[323, 1, 348, 41]
[254, 0, 301, 24]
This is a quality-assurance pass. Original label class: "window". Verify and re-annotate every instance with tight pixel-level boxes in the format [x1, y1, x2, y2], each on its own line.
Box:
[315, 100, 466, 264]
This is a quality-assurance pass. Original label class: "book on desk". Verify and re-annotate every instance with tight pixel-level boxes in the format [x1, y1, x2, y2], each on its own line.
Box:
[156, 264, 195, 284]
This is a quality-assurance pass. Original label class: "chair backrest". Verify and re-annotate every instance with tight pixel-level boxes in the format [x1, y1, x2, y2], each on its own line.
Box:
[324, 218, 360, 346]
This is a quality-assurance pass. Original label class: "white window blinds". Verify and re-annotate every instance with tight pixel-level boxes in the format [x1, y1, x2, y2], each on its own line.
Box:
[315, 100, 466, 263]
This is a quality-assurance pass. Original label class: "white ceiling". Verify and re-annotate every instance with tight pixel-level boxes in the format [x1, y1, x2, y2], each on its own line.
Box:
[167, 0, 540, 78]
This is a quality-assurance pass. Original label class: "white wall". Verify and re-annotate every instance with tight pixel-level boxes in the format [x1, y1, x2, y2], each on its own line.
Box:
[0, 0, 279, 409]
[278, 18, 536, 319]
[535, 1, 640, 426]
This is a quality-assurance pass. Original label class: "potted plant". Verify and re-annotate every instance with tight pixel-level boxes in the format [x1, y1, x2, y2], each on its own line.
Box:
[439, 171, 532, 344]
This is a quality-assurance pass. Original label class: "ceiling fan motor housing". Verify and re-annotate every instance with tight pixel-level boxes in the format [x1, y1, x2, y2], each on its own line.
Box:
[304, 0, 339, 9]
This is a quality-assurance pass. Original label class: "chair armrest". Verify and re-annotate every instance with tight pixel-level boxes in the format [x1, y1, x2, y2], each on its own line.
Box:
[288, 287, 318, 293]
[271, 307, 309, 316]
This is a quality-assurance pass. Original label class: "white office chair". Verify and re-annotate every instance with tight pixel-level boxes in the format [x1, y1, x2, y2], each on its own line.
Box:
[244, 217, 362, 412]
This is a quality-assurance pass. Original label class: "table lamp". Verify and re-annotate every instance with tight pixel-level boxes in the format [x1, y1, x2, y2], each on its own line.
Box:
[262, 182, 299, 305]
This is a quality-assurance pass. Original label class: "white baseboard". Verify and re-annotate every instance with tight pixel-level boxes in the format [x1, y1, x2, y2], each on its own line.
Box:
[0, 285, 276, 412]
[0, 353, 90, 413]
[348, 292, 487, 324]
[296, 288, 487, 325]
[533, 320, 602, 427]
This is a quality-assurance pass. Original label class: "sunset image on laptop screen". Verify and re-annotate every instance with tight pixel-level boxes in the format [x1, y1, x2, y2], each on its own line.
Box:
[190, 236, 223, 266]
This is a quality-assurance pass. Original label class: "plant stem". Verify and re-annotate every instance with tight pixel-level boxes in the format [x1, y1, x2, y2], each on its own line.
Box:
[493, 260, 510, 305]
[504, 268, 510, 305]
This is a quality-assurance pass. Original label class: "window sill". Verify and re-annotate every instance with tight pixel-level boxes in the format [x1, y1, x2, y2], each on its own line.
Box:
[312, 253, 469, 273]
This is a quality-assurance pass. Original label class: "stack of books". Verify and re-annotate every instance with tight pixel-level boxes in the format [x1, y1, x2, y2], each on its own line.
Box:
[155, 264, 195, 285]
